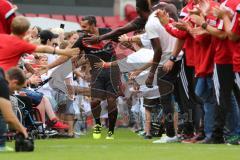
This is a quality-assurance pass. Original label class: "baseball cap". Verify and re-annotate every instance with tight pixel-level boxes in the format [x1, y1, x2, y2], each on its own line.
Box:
[39, 30, 58, 41]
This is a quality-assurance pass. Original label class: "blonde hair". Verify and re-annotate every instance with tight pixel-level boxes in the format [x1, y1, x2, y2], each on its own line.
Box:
[59, 40, 69, 49]
[11, 16, 30, 35]
[64, 31, 77, 40]
[51, 28, 64, 35]
[51, 27, 65, 43]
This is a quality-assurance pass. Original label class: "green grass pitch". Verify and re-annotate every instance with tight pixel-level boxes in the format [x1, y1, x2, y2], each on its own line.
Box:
[0, 128, 239, 160]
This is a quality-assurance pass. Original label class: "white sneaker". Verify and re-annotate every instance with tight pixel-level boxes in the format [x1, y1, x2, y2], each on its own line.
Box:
[153, 136, 179, 144]
[138, 131, 146, 136]
[45, 130, 58, 136]
[0, 146, 14, 152]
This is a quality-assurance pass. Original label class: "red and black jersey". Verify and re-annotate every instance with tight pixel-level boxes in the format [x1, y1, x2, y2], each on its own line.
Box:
[72, 28, 117, 66]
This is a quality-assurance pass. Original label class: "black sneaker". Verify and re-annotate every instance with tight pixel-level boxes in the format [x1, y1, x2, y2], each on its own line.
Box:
[226, 135, 240, 145]
[144, 135, 152, 139]
[198, 137, 224, 144]
[106, 131, 114, 140]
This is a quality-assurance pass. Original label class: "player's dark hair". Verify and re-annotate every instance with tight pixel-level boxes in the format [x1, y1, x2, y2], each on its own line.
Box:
[82, 16, 97, 26]
[151, 0, 159, 5]
[7, 67, 26, 85]
[136, 0, 150, 12]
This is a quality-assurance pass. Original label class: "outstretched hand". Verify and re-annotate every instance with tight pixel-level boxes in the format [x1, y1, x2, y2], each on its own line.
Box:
[189, 27, 208, 37]
[63, 48, 80, 57]
[129, 70, 142, 80]
[118, 34, 129, 42]
[94, 59, 105, 69]
[163, 60, 174, 73]
[173, 19, 193, 31]
[198, 0, 211, 16]
[155, 9, 170, 26]
[28, 75, 42, 85]
[35, 65, 49, 75]
[190, 14, 205, 26]
[145, 72, 154, 88]
[188, 0, 211, 16]
[83, 35, 100, 44]
[212, 6, 231, 19]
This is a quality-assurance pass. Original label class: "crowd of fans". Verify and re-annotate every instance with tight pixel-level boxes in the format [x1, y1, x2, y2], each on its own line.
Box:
[0, 0, 240, 152]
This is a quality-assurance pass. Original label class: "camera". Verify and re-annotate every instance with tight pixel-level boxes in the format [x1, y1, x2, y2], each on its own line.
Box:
[15, 133, 34, 152]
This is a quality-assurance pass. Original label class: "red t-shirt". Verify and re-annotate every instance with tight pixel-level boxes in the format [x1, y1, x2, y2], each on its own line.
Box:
[193, 1, 219, 77]
[183, 34, 195, 67]
[193, 35, 215, 77]
[212, 19, 233, 65]
[163, 24, 196, 68]
[231, 3, 240, 72]
[173, 2, 195, 67]
[0, 0, 16, 34]
[0, 34, 37, 72]
[162, 1, 196, 67]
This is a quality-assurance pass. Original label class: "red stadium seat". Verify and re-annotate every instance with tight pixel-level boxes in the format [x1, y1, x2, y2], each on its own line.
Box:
[124, 4, 138, 22]
[95, 16, 106, 28]
[77, 16, 83, 23]
[103, 16, 127, 29]
[38, 14, 51, 18]
[65, 15, 78, 22]
[24, 13, 38, 17]
[51, 14, 65, 20]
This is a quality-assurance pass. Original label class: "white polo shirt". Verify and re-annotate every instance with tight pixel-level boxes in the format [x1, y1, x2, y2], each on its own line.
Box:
[145, 11, 182, 65]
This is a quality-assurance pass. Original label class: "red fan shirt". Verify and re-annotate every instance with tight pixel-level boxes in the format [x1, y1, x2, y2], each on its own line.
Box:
[0, 34, 37, 72]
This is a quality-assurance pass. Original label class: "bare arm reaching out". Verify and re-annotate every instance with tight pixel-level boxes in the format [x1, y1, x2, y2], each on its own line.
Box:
[0, 98, 28, 138]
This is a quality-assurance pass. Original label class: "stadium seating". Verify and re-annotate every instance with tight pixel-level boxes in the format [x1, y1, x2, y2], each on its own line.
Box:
[95, 16, 106, 28]
[77, 16, 83, 23]
[38, 14, 51, 18]
[65, 15, 78, 23]
[51, 14, 65, 20]
[24, 13, 38, 17]
[103, 16, 127, 29]
[24, 13, 130, 29]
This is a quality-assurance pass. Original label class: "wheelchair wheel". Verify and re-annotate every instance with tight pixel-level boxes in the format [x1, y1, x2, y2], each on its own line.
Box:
[16, 107, 23, 124]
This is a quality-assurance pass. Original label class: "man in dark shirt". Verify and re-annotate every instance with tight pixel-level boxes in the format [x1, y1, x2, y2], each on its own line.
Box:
[0, 68, 10, 99]
[82, 0, 181, 142]
[47, 16, 120, 140]
[73, 16, 120, 140]
[0, 67, 27, 152]
[0, 67, 11, 151]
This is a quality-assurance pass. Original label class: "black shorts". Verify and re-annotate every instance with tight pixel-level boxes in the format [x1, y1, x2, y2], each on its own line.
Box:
[90, 66, 120, 99]
[157, 61, 181, 96]
[143, 97, 160, 108]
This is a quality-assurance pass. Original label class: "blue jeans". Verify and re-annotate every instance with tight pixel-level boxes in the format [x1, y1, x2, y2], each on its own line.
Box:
[0, 113, 6, 147]
[226, 94, 240, 136]
[195, 77, 216, 139]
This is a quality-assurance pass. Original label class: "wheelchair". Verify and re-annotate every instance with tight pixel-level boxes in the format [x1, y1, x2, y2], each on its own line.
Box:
[10, 95, 47, 139]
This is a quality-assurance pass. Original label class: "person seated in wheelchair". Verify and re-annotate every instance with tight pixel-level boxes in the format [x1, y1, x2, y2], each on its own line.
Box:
[7, 66, 69, 132]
